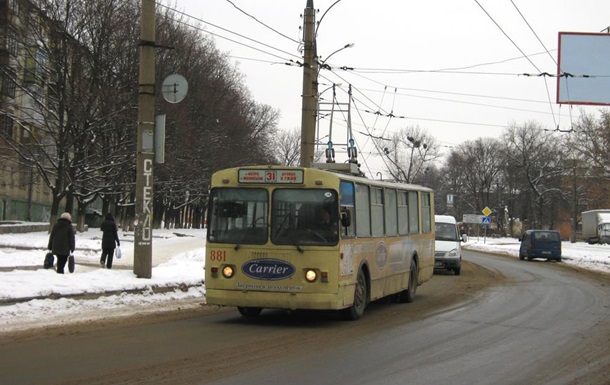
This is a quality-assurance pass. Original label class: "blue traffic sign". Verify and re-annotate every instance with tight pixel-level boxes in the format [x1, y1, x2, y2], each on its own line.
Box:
[481, 216, 491, 226]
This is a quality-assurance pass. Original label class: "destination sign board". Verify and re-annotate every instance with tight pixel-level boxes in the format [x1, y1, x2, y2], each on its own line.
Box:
[238, 169, 304, 184]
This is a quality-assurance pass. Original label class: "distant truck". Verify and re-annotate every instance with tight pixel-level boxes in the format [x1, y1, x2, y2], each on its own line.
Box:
[581, 210, 610, 244]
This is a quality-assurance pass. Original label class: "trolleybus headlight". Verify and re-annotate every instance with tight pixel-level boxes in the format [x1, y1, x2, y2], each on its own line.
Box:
[222, 265, 235, 278]
[305, 269, 317, 282]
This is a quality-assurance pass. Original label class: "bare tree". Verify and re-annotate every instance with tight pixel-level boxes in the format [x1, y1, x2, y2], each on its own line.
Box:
[1, 0, 284, 230]
[564, 110, 610, 211]
[569, 109, 610, 181]
[152, 7, 280, 227]
[380, 126, 440, 184]
[273, 128, 301, 166]
[0, 0, 140, 229]
[501, 121, 566, 229]
[442, 138, 503, 220]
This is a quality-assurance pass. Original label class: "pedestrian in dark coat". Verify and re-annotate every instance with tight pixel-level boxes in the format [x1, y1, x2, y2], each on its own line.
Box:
[100, 213, 120, 269]
[47, 212, 75, 274]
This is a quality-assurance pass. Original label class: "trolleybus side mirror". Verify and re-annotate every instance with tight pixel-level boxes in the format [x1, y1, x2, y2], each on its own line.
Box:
[340, 209, 351, 227]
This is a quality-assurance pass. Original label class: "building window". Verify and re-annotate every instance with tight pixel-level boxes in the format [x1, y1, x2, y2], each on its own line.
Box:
[24, 45, 46, 86]
[7, 27, 18, 57]
[0, 113, 14, 139]
[1, 66, 16, 98]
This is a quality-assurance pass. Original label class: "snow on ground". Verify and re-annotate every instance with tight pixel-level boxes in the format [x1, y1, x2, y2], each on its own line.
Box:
[463, 234, 610, 273]
[0, 227, 207, 332]
[0, 227, 609, 333]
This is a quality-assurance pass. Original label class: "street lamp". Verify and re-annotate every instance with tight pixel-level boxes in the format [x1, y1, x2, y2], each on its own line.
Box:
[319, 43, 354, 69]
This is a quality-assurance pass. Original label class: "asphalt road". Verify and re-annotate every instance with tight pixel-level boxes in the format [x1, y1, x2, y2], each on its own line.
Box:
[0, 250, 608, 385]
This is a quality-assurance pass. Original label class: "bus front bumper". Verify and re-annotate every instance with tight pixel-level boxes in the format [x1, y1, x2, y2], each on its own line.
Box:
[205, 286, 354, 311]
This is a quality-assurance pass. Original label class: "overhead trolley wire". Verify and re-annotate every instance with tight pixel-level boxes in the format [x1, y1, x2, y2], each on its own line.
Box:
[223, 0, 300, 44]
[157, 2, 301, 63]
[474, 0, 559, 129]
[508, 0, 560, 129]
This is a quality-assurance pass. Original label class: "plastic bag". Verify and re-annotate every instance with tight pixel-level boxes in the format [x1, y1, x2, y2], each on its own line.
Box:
[68, 253, 75, 273]
[43, 252, 54, 269]
[115, 247, 122, 259]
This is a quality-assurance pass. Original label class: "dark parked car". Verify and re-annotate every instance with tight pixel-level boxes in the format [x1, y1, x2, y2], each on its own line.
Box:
[519, 230, 562, 262]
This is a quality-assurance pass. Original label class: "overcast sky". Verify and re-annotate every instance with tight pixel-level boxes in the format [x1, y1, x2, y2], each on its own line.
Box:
[162, 0, 610, 176]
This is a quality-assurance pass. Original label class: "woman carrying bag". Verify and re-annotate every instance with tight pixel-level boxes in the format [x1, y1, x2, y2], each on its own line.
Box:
[100, 213, 120, 269]
[47, 212, 76, 274]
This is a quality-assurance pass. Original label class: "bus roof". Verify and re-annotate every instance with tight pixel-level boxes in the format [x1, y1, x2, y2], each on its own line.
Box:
[211, 165, 434, 193]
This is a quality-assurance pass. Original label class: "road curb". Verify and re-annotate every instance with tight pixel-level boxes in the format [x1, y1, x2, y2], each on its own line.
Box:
[0, 282, 203, 306]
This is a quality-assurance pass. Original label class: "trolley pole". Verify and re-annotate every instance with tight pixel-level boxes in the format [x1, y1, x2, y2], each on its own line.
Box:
[299, 0, 317, 167]
[134, 0, 156, 278]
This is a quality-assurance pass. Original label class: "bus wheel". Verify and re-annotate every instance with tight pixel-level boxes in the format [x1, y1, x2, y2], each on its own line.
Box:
[398, 259, 418, 303]
[342, 269, 367, 320]
[238, 307, 262, 317]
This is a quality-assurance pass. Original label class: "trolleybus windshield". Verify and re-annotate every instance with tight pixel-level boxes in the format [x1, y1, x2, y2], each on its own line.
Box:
[271, 188, 338, 246]
[208, 188, 268, 246]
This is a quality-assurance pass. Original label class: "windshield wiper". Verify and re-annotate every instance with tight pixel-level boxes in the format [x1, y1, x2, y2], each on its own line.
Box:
[234, 217, 266, 250]
[274, 213, 291, 239]
[291, 237, 304, 253]
[234, 227, 251, 251]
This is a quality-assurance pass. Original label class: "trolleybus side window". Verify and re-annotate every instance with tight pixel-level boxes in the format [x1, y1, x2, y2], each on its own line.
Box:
[385, 188, 398, 236]
[398, 191, 409, 235]
[355, 183, 371, 238]
[408, 191, 419, 234]
[207, 188, 268, 245]
[371, 187, 384, 237]
[421, 192, 432, 234]
[339, 181, 355, 238]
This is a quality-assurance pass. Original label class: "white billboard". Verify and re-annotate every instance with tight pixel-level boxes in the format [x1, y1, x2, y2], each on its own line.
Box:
[463, 214, 484, 224]
[556, 32, 610, 106]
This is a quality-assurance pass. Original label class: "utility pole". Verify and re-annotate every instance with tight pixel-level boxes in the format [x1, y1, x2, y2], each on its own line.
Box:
[299, 0, 317, 167]
[571, 158, 578, 243]
[134, 0, 156, 278]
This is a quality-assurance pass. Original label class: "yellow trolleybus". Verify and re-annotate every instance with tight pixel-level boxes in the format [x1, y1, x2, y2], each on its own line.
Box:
[205, 165, 434, 320]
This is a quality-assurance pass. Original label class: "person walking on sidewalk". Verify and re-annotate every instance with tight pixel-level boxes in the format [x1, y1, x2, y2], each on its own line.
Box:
[100, 213, 120, 269]
[47, 212, 76, 274]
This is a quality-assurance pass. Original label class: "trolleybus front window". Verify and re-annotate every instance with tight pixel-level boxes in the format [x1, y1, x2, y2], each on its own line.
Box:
[272, 189, 339, 246]
[207, 188, 268, 245]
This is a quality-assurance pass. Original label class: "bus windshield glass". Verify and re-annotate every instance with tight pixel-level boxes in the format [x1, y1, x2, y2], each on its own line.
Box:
[208, 188, 268, 245]
[272, 188, 338, 246]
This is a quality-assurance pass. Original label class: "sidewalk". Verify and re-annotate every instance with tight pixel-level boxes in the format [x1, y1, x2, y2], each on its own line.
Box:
[0, 225, 207, 305]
